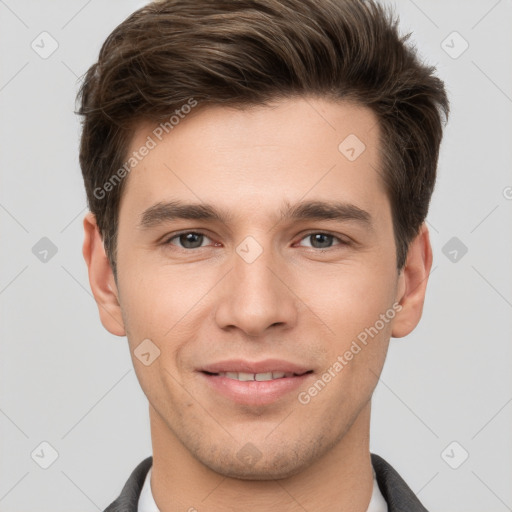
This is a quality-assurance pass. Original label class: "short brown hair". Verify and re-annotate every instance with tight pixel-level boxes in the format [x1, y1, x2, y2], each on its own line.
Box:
[76, 0, 449, 277]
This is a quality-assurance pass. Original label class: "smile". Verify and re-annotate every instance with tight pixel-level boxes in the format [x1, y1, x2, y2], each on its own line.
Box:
[200, 371, 313, 406]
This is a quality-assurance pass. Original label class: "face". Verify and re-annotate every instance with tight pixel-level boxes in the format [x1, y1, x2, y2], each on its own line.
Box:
[86, 97, 428, 480]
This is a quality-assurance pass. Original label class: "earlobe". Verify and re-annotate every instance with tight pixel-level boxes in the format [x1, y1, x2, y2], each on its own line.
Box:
[82, 212, 126, 337]
[391, 223, 433, 338]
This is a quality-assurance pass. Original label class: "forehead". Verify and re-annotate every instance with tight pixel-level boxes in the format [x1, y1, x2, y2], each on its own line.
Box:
[119, 97, 386, 223]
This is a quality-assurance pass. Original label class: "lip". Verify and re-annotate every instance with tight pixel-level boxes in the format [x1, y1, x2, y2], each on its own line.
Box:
[197, 359, 314, 406]
[199, 358, 312, 375]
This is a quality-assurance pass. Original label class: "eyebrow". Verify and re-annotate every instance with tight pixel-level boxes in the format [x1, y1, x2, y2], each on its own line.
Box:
[138, 199, 373, 230]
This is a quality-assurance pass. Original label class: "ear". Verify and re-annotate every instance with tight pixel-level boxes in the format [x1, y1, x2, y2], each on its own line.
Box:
[82, 212, 126, 337]
[392, 223, 433, 338]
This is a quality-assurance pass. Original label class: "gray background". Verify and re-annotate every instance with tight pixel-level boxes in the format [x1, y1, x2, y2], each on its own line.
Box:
[0, 0, 511, 510]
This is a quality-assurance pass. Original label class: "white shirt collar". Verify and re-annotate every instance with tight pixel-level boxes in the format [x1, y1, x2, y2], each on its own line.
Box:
[138, 467, 159, 512]
[138, 465, 388, 512]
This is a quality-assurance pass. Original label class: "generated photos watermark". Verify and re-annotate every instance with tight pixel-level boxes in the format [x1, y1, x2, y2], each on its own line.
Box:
[298, 302, 402, 405]
[93, 97, 198, 200]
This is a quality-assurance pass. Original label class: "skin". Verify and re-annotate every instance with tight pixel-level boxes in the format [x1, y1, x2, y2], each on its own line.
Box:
[83, 97, 432, 512]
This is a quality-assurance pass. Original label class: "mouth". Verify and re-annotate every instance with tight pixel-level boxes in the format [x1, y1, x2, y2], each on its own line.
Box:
[201, 370, 313, 381]
[197, 359, 314, 406]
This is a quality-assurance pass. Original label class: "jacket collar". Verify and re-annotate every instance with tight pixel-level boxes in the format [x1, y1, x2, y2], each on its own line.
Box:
[371, 453, 429, 512]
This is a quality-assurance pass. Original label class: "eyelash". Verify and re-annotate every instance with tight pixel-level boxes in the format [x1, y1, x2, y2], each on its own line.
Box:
[162, 230, 350, 251]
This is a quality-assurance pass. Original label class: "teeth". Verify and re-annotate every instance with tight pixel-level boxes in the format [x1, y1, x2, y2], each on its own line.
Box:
[255, 372, 273, 381]
[217, 371, 292, 381]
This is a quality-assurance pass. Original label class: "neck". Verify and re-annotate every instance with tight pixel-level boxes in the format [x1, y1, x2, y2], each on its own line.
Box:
[149, 402, 374, 512]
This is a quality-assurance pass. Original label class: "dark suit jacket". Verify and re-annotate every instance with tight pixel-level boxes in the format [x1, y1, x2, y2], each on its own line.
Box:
[104, 453, 429, 511]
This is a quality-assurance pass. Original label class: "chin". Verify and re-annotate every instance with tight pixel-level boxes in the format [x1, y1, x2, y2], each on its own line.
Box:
[204, 456, 304, 481]
[194, 438, 324, 481]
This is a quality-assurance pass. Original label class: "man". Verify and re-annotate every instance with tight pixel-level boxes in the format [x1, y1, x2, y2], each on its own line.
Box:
[78, 0, 449, 510]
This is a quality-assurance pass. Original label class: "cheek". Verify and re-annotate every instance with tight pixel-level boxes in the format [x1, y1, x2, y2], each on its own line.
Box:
[117, 269, 192, 401]
[118, 259, 204, 339]
[300, 269, 395, 417]
[117, 261, 215, 391]
[308, 262, 398, 345]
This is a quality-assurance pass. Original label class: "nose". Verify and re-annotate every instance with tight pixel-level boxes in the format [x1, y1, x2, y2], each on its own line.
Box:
[214, 241, 298, 337]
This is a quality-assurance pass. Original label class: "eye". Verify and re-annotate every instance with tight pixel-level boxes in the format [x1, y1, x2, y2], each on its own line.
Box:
[297, 232, 347, 250]
[162, 231, 349, 251]
[163, 231, 215, 249]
